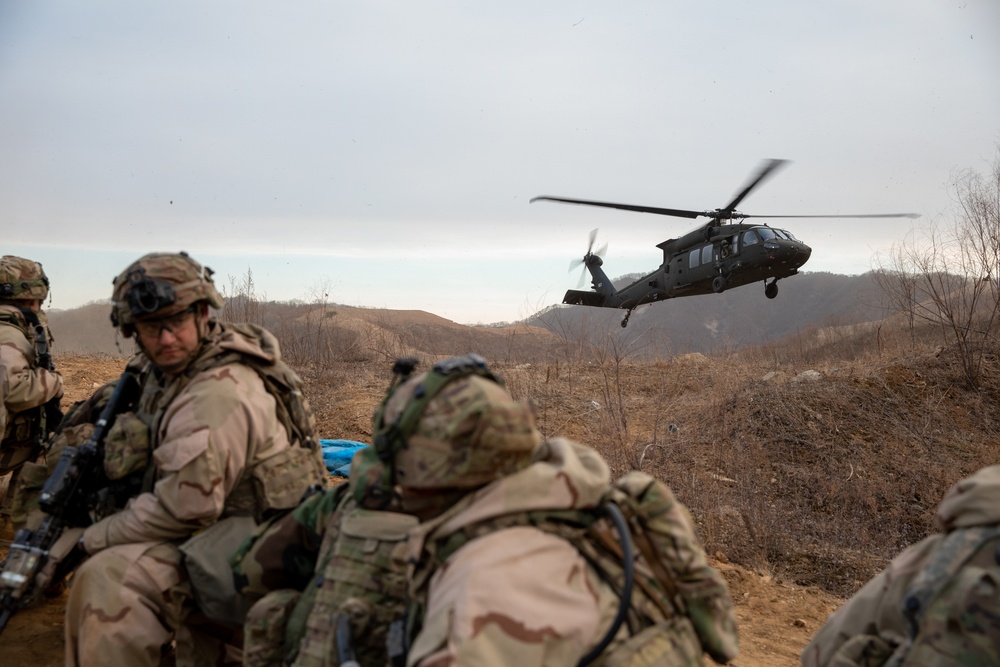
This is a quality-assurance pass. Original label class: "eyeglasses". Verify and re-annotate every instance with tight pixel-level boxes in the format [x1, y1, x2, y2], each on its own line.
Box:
[134, 306, 196, 338]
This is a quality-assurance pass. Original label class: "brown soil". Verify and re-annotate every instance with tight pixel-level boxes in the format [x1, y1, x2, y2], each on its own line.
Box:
[0, 353, 844, 665]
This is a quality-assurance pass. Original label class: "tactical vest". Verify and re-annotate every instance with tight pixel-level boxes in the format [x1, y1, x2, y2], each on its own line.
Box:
[403, 470, 738, 667]
[102, 321, 327, 521]
[239, 484, 418, 667]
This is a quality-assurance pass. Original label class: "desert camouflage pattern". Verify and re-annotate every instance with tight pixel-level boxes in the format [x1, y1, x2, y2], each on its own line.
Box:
[65, 319, 325, 666]
[403, 437, 736, 667]
[0, 255, 49, 301]
[111, 251, 224, 331]
[0, 303, 62, 521]
[802, 465, 1000, 667]
[352, 372, 542, 510]
[236, 483, 418, 667]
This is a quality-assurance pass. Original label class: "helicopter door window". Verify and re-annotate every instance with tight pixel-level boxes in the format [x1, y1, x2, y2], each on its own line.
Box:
[743, 231, 759, 246]
[689, 248, 700, 269]
[702, 246, 713, 265]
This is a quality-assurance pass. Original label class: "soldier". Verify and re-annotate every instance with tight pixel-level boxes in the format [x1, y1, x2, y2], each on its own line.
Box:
[235, 354, 739, 666]
[58, 251, 328, 667]
[0, 255, 62, 532]
[802, 465, 1000, 667]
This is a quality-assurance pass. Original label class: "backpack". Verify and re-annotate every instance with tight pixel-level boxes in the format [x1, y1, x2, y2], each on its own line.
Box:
[405, 470, 738, 667]
[886, 525, 1000, 667]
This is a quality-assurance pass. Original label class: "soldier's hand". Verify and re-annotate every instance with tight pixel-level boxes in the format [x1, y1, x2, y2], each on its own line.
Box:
[44, 396, 64, 435]
[35, 527, 85, 598]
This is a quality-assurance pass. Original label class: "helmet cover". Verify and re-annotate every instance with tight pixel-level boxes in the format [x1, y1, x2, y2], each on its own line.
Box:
[0, 255, 49, 301]
[110, 251, 224, 334]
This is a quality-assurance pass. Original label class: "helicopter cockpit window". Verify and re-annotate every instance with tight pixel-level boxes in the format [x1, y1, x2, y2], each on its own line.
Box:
[757, 228, 777, 241]
[689, 248, 700, 269]
[743, 230, 759, 246]
[781, 229, 799, 241]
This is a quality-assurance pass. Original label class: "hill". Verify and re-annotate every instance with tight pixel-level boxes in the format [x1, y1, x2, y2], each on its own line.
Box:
[48, 271, 890, 360]
[5, 304, 1000, 665]
[526, 270, 891, 358]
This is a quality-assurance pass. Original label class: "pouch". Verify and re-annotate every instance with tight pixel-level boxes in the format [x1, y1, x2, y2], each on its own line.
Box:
[103, 411, 151, 480]
[180, 514, 259, 626]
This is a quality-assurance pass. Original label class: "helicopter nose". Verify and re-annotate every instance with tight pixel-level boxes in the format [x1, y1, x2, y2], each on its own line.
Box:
[795, 243, 812, 267]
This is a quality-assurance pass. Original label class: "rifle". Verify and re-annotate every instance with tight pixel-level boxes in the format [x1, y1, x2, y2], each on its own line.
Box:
[0, 370, 140, 635]
[17, 306, 62, 433]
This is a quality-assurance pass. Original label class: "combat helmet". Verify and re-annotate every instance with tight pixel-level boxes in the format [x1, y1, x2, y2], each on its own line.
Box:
[111, 251, 224, 336]
[353, 354, 542, 509]
[0, 255, 49, 301]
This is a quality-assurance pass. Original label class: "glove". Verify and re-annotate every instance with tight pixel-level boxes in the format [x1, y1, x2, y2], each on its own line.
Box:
[35, 526, 86, 598]
[44, 396, 64, 435]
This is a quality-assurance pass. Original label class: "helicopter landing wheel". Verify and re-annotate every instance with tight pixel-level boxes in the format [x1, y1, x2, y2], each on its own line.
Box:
[712, 276, 726, 293]
[765, 280, 778, 299]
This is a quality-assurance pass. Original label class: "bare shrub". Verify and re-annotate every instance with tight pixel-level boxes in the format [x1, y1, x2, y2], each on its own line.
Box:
[874, 148, 1000, 389]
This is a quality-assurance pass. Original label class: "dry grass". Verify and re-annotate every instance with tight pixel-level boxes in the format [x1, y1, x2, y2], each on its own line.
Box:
[51, 315, 1000, 599]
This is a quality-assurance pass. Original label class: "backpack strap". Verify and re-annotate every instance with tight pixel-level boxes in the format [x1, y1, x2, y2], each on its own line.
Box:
[577, 500, 634, 667]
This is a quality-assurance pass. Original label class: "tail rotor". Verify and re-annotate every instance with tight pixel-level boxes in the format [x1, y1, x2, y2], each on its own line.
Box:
[569, 228, 608, 288]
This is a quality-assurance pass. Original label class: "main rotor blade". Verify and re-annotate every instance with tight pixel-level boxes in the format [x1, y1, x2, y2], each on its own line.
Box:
[741, 212, 922, 219]
[723, 159, 789, 213]
[531, 195, 702, 219]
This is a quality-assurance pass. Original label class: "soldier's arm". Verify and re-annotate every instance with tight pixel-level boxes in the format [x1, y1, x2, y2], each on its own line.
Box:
[232, 488, 344, 599]
[82, 365, 269, 551]
[0, 341, 62, 412]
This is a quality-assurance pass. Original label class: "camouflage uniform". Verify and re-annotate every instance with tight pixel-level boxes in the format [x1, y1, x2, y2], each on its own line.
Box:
[63, 252, 327, 667]
[802, 465, 1000, 667]
[237, 354, 738, 667]
[0, 255, 62, 526]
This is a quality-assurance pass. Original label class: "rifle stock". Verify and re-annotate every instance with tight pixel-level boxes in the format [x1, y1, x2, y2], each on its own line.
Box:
[0, 370, 140, 636]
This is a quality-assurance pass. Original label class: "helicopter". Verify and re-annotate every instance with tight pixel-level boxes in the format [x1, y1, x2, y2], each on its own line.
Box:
[531, 159, 920, 327]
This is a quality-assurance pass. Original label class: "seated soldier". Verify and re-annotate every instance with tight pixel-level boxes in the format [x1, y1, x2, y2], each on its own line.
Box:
[236, 354, 739, 667]
[802, 464, 1000, 667]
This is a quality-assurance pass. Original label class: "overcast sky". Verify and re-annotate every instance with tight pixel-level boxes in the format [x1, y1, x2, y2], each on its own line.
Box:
[2, 1, 998, 324]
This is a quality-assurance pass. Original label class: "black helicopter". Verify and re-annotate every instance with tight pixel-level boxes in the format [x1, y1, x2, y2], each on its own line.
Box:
[531, 159, 920, 327]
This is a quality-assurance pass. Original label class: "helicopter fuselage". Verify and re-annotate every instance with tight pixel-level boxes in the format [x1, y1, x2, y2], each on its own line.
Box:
[563, 223, 812, 310]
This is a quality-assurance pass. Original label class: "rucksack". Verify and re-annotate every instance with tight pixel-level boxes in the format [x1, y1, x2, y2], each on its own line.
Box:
[887, 525, 1000, 667]
[405, 470, 738, 667]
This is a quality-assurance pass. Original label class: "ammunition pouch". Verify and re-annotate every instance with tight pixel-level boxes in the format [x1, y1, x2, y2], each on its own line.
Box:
[103, 412, 151, 481]
[243, 589, 302, 667]
[252, 446, 327, 515]
[601, 617, 704, 667]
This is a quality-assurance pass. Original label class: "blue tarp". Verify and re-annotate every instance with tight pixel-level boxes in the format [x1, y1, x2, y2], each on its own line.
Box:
[320, 439, 369, 477]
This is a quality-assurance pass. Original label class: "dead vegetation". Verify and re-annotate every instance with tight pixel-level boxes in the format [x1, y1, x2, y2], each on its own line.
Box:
[255, 312, 999, 599]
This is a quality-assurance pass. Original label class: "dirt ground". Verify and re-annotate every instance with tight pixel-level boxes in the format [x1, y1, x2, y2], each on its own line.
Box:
[0, 355, 845, 665]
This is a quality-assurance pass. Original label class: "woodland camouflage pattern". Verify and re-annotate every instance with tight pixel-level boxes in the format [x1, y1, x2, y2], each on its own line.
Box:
[63, 284, 326, 666]
[802, 465, 1000, 667]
